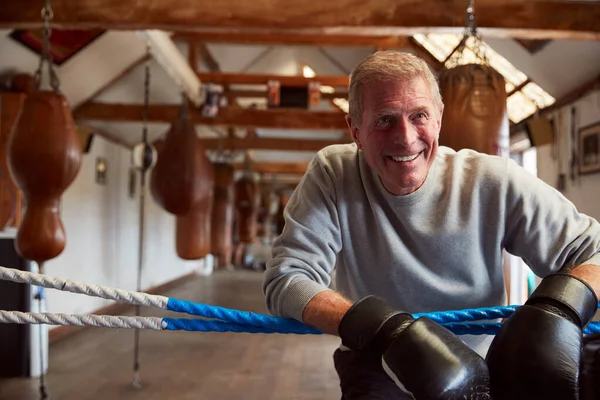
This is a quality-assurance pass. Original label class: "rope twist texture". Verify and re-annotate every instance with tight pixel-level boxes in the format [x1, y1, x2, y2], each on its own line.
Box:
[0, 266, 598, 336]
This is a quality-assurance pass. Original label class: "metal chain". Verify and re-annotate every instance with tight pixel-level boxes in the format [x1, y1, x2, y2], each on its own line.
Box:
[133, 44, 152, 391]
[141, 46, 151, 149]
[34, 0, 61, 92]
[447, 0, 489, 67]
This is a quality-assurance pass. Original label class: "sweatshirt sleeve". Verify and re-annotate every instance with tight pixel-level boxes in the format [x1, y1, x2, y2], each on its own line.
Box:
[262, 150, 342, 321]
[503, 158, 600, 276]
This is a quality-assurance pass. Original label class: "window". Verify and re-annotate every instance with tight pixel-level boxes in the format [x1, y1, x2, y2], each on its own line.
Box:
[413, 33, 556, 124]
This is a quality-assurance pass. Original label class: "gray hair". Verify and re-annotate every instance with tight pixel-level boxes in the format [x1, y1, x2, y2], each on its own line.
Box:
[348, 50, 443, 125]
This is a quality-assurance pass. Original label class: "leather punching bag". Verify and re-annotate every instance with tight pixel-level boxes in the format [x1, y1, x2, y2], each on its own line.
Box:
[210, 163, 235, 266]
[175, 142, 214, 260]
[276, 191, 291, 235]
[235, 175, 260, 244]
[439, 64, 509, 156]
[258, 188, 279, 238]
[150, 103, 207, 216]
[7, 91, 82, 267]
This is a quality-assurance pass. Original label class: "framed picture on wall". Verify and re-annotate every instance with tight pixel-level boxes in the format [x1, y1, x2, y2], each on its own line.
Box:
[579, 121, 600, 174]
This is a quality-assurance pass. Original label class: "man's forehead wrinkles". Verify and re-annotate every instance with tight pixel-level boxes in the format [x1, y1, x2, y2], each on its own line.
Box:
[373, 104, 431, 115]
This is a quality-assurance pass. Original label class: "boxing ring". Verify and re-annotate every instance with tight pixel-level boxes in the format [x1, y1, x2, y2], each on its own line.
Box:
[0, 266, 598, 337]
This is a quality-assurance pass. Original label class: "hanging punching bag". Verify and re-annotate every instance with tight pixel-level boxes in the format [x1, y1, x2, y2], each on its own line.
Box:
[235, 174, 260, 244]
[7, 91, 82, 267]
[258, 188, 279, 238]
[210, 163, 235, 267]
[276, 191, 291, 235]
[174, 141, 214, 260]
[150, 101, 206, 216]
[439, 64, 509, 156]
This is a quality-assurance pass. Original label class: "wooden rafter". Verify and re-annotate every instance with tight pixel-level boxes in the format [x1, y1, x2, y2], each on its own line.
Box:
[198, 44, 221, 72]
[2, 1, 598, 41]
[200, 136, 348, 151]
[228, 89, 347, 100]
[230, 162, 309, 175]
[197, 72, 348, 87]
[174, 32, 411, 48]
[74, 103, 349, 130]
[175, 32, 442, 72]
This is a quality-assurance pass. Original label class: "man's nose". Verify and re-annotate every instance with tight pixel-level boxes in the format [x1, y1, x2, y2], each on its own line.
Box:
[391, 118, 418, 147]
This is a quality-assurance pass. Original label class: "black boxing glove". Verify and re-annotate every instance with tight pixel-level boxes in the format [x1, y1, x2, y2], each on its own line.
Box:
[486, 273, 598, 400]
[581, 333, 600, 400]
[338, 295, 491, 400]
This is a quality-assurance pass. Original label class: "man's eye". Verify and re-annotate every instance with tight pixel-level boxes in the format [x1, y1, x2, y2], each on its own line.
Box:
[376, 116, 392, 126]
[414, 112, 427, 119]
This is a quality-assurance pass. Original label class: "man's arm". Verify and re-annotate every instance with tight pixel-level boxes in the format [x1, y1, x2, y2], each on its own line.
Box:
[263, 150, 344, 323]
[302, 291, 353, 335]
[503, 158, 600, 286]
[569, 264, 600, 299]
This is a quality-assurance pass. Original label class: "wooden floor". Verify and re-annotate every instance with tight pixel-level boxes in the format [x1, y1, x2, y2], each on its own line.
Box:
[0, 270, 342, 399]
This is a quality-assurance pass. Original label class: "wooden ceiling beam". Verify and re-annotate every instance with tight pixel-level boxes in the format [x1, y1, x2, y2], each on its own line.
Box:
[2, 1, 599, 41]
[74, 103, 349, 130]
[197, 72, 348, 87]
[228, 89, 347, 100]
[230, 162, 309, 174]
[173, 32, 410, 48]
[200, 137, 347, 151]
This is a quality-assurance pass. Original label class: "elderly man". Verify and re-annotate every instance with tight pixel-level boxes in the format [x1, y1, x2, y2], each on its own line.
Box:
[262, 50, 600, 400]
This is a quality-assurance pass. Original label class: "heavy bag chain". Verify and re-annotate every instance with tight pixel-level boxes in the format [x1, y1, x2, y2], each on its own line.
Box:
[32, 2, 57, 399]
[34, 0, 61, 92]
[132, 45, 153, 391]
[446, 0, 489, 68]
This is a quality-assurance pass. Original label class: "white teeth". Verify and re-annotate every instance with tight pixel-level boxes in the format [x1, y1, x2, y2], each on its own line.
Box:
[391, 153, 419, 162]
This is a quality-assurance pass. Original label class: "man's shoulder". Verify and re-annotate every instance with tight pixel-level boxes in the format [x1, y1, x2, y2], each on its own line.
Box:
[436, 146, 509, 180]
[317, 142, 359, 159]
[313, 142, 359, 169]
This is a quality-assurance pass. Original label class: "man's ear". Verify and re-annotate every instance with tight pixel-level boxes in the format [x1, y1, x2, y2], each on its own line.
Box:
[346, 115, 362, 149]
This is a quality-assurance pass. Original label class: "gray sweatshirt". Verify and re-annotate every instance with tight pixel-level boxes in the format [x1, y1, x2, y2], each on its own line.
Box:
[263, 143, 600, 355]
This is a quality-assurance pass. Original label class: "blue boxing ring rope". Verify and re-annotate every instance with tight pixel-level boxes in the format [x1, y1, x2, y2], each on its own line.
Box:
[0, 266, 598, 336]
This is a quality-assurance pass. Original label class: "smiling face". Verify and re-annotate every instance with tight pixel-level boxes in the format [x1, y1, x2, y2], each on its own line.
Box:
[347, 77, 443, 196]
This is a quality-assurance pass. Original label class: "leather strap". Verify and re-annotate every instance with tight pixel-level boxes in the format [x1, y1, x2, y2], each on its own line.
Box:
[527, 273, 598, 328]
[338, 295, 413, 352]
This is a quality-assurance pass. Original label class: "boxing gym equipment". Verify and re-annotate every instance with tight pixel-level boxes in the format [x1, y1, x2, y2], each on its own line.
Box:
[0, 88, 26, 230]
[150, 96, 215, 260]
[1, 266, 598, 337]
[438, 0, 510, 158]
[4, 3, 83, 397]
[275, 190, 291, 235]
[235, 174, 261, 244]
[175, 141, 215, 260]
[257, 185, 279, 239]
[0, 265, 598, 398]
[486, 273, 599, 400]
[439, 64, 509, 156]
[211, 162, 235, 268]
[338, 295, 491, 400]
[150, 97, 210, 216]
[7, 86, 82, 269]
[581, 333, 600, 400]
